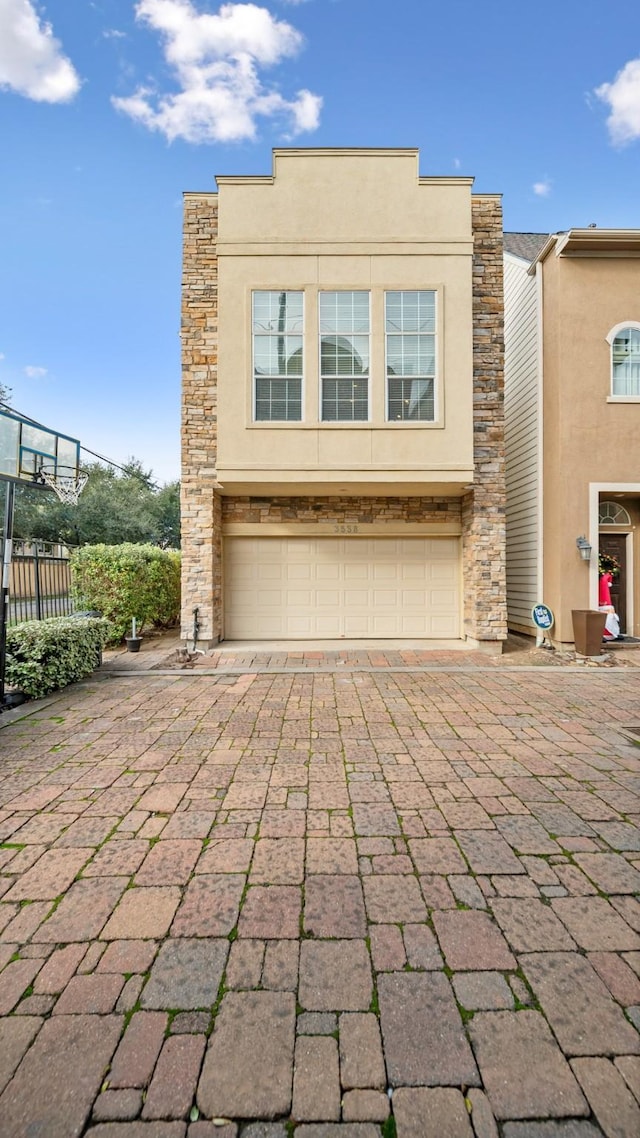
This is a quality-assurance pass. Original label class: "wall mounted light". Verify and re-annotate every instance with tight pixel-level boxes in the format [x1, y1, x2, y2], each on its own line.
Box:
[576, 535, 592, 561]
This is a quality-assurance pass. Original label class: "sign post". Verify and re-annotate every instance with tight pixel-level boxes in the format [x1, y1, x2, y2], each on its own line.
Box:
[532, 603, 555, 649]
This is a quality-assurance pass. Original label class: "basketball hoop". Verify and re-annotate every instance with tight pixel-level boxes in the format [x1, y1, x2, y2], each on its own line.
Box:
[39, 465, 88, 505]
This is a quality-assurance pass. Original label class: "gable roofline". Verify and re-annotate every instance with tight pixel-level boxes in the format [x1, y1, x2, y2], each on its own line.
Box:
[527, 228, 640, 273]
[503, 232, 548, 262]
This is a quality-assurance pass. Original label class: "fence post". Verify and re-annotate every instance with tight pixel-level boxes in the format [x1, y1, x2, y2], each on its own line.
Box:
[0, 482, 16, 704]
[34, 545, 42, 621]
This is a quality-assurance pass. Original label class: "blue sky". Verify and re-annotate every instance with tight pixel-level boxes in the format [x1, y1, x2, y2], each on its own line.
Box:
[1, 0, 639, 484]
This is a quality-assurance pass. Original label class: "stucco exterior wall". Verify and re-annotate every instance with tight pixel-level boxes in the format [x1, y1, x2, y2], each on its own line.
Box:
[215, 150, 475, 495]
[541, 253, 640, 641]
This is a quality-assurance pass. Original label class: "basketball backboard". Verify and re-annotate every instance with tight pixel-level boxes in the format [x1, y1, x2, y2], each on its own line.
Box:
[0, 408, 81, 488]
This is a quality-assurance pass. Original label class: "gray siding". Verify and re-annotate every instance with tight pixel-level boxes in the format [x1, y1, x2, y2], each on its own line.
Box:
[504, 254, 540, 632]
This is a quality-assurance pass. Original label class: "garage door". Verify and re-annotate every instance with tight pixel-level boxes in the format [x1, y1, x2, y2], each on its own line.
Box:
[224, 537, 460, 639]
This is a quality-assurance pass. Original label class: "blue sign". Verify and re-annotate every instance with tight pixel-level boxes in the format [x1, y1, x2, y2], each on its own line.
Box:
[532, 604, 554, 630]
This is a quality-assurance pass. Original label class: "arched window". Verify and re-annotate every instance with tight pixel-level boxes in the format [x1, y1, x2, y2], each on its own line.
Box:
[607, 322, 640, 397]
[599, 501, 631, 526]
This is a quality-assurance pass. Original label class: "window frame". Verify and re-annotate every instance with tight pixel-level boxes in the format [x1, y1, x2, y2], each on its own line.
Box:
[606, 320, 640, 403]
[251, 289, 305, 423]
[384, 290, 438, 424]
[318, 290, 371, 423]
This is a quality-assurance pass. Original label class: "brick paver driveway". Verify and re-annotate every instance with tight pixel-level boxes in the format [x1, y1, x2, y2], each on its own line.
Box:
[0, 659, 639, 1137]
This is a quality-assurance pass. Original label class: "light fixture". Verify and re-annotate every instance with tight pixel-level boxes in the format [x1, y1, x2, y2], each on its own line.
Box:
[576, 535, 592, 561]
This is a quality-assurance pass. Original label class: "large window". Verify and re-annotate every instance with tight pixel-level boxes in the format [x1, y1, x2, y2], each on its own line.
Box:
[611, 325, 640, 397]
[385, 291, 436, 421]
[320, 292, 370, 421]
[253, 291, 303, 421]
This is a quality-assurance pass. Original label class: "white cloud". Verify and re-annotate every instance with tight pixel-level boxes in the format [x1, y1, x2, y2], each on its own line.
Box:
[0, 0, 81, 102]
[595, 57, 640, 145]
[533, 180, 551, 197]
[103, 28, 127, 40]
[24, 365, 47, 378]
[112, 0, 322, 143]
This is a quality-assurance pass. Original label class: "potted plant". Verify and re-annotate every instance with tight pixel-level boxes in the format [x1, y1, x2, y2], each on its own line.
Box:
[125, 617, 143, 653]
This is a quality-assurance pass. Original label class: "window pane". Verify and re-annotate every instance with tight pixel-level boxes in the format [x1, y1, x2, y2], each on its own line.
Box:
[322, 377, 368, 421]
[319, 291, 370, 333]
[255, 377, 302, 421]
[254, 336, 302, 377]
[253, 291, 303, 334]
[612, 328, 640, 396]
[386, 335, 435, 377]
[388, 378, 434, 421]
[321, 336, 369, 376]
[386, 291, 435, 333]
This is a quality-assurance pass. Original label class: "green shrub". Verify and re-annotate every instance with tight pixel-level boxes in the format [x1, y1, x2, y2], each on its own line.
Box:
[70, 543, 181, 644]
[6, 616, 111, 699]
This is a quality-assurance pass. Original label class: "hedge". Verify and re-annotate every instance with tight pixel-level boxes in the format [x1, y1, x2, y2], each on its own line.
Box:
[5, 616, 111, 700]
[70, 543, 181, 644]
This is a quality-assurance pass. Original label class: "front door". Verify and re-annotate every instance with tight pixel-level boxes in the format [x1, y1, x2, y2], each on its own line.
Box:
[599, 533, 627, 634]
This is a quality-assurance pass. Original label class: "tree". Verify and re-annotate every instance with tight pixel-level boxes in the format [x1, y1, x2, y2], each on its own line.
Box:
[13, 461, 181, 549]
[153, 481, 181, 549]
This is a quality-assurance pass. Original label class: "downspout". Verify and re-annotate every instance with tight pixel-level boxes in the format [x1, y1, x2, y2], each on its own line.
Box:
[535, 261, 545, 646]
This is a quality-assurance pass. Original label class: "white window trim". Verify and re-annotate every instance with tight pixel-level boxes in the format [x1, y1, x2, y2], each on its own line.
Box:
[599, 501, 632, 526]
[606, 320, 640, 400]
[318, 290, 371, 424]
[384, 290, 438, 424]
[605, 320, 640, 345]
[252, 290, 305, 424]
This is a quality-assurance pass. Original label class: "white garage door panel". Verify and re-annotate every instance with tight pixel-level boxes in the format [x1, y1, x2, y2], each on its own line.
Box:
[224, 537, 460, 639]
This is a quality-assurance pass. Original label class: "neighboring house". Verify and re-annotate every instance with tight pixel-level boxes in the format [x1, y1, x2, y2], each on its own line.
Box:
[181, 149, 506, 649]
[504, 228, 640, 645]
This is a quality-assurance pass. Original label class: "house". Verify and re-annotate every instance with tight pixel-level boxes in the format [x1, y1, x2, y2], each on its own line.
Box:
[504, 228, 640, 645]
[181, 148, 507, 649]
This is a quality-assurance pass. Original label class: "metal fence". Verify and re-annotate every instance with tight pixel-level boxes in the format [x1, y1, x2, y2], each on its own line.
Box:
[8, 542, 74, 626]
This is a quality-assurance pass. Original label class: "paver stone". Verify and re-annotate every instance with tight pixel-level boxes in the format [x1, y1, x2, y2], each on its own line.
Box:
[432, 910, 516, 970]
[378, 972, 479, 1087]
[490, 898, 576, 953]
[101, 885, 181, 940]
[0, 1016, 42, 1095]
[469, 1010, 588, 1120]
[197, 991, 295, 1118]
[0, 1013, 122, 1138]
[392, 1087, 474, 1137]
[521, 952, 640, 1056]
[292, 1035, 340, 1121]
[142, 939, 228, 1010]
[32, 877, 128, 942]
[299, 940, 372, 1012]
[304, 875, 367, 937]
[570, 1056, 640, 1138]
[550, 896, 640, 951]
[171, 875, 245, 937]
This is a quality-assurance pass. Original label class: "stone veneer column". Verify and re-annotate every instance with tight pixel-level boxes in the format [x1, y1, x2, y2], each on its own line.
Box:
[462, 196, 508, 650]
[180, 193, 222, 644]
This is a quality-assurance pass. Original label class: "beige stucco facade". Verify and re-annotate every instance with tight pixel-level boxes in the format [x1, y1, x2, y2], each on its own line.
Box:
[504, 230, 640, 645]
[181, 149, 507, 647]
